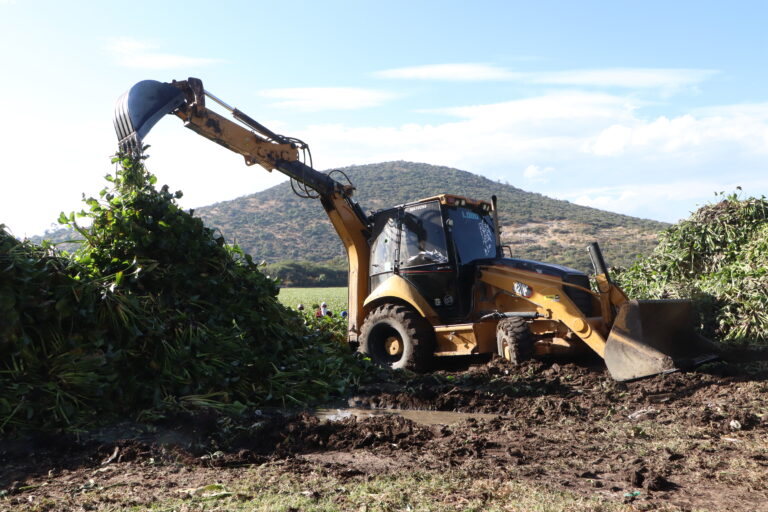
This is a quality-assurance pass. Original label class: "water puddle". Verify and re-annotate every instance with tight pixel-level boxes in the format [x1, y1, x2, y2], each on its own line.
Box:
[314, 407, 499, 426]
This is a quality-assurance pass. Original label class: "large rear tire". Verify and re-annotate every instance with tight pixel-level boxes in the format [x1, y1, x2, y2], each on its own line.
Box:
[359, 304, 434, 372]
[496, 317, 533, 365]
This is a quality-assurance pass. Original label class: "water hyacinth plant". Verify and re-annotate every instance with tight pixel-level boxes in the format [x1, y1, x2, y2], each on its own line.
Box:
[0, 152, 369, 434]
[615, 191, 768, 344]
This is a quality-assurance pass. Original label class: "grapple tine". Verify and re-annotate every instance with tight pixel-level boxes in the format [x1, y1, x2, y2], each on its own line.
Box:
[114, 90, 137, 153]
[112, 80, 186, 154]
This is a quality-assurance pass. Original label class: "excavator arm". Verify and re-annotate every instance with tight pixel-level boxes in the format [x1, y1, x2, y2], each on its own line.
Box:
[116, 78, 341, 196]
[114, 77, 371, 340]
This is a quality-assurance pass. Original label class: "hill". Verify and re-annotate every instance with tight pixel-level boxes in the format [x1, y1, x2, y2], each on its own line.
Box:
[195, 161, 667, 271]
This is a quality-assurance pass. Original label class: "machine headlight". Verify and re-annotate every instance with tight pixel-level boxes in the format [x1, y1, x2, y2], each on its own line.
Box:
[513, 281, 533, 298]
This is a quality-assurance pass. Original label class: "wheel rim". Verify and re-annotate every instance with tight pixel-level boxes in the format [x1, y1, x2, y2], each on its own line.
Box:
[384, 335, 404, 357]
[369, 323, 405, 364]
[501, 337, 513, 361]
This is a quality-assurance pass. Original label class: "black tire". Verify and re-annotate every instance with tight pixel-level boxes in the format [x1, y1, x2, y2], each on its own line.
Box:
[496, 317, 533, 365]
[359, 304, 435, 371]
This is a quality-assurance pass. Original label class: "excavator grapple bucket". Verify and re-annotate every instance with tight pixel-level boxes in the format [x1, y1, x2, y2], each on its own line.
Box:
[604, 300, 719, 381]
[114, 80, 185, 152]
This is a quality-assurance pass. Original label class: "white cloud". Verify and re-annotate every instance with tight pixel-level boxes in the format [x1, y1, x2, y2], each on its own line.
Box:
[432, 91, 636, 125]
[7, 79, 764, 236]
[570, 181, 715, 209]
[376, 63, 520, 81]
[258, 87, 397, 111]
[523, 164, 554, 183]
[0, 115, 118, 238]
[376, 63, 716, 91]
[106, 37, 219, 69]
[584, 113, 768, 157]
[107, 38, 155, 54]
[530, 68, 717, 89]
[281, 90, 768, 224]
[588, 124, 634, 156]
[140, 122, 288, 209]
[289, 91, 768, 170]
[0, 106, 285, 238]
[564, 180, 767, 222]
[694, 102, 768, 120]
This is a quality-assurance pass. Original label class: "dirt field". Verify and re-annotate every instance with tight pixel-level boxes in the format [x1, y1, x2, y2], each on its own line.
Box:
[2, 357, 767, 511]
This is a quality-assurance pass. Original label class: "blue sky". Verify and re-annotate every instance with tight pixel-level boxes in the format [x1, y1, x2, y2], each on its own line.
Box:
[1, 0, 767, 237]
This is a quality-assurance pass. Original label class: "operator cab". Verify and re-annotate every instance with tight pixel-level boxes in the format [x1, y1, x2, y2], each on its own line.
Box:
[368, 194, 497, 323]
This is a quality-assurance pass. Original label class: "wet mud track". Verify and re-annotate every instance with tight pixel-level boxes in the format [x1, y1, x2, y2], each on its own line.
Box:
[2, 358, 767, 511]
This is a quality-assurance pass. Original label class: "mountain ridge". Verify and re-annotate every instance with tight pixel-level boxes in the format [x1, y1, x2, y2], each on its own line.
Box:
[195, 161, 667, 271]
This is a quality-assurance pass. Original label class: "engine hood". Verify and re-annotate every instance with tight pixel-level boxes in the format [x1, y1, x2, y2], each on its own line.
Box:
[486, 257, 587, 280]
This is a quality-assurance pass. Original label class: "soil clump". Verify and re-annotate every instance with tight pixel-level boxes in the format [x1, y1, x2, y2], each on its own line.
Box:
[2, 357, 767, 511]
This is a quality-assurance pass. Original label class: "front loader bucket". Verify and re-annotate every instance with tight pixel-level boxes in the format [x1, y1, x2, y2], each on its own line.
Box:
[114, 80, 185, 152]
[604, 300, 720, 381]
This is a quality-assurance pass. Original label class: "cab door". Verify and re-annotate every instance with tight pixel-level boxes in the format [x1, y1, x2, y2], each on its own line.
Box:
[368, 208, 399, 292]
[398, 201, 461, 323]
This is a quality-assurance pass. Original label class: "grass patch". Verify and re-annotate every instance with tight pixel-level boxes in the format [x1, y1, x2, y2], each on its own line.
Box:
[121, 465, 640, 512]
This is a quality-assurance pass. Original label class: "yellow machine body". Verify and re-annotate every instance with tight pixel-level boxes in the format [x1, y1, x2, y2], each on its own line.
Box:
[114, 76, 720, 381]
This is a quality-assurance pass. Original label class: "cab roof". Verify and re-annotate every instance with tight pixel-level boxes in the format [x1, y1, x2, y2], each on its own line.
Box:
[371, 194, 494, 218]
[409, 194, 493, 211]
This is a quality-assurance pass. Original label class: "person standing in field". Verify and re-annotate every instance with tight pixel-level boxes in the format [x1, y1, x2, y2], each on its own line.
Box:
[316, 301, 333, 317]
[315, 302, 325, 318]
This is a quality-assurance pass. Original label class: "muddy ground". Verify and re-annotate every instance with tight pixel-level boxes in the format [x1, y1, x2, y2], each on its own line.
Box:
[2, 357, 767, 511]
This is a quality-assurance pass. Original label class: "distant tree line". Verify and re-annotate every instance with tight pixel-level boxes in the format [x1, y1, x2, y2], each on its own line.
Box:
[263, 259, 347, 287]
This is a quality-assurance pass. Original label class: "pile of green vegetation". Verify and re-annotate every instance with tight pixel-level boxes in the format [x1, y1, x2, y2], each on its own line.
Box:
[616, 192, 768, 344]
[0, 153, 368, 434]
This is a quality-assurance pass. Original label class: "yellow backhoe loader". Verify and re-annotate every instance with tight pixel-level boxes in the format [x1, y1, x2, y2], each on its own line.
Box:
[113, 77, 720, 381]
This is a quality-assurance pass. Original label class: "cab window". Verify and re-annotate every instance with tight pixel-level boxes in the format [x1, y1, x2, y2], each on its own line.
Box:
[399, 201, 449, 268]
[446, 206, 497, 264]
[369, 210, 399, 275]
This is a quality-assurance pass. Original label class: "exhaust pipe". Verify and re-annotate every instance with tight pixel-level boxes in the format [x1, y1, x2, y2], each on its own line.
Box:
[491, 195, 501, 251]
[587, 242, 610, 283]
